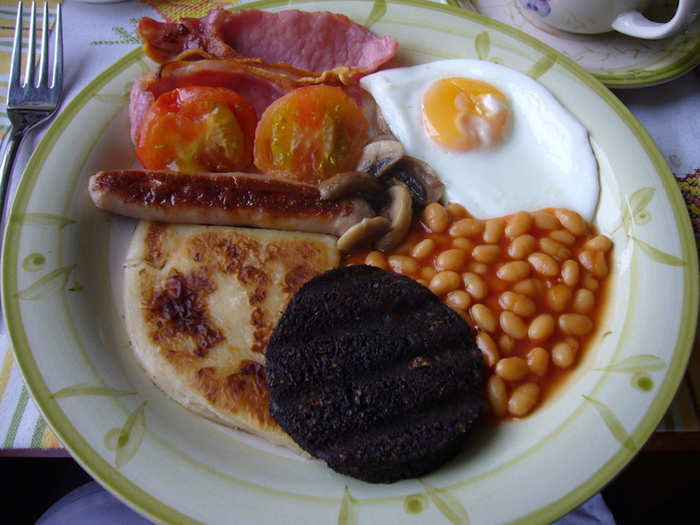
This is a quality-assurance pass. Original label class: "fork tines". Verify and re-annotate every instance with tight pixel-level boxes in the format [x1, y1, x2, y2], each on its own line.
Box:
[8, 1, 63, 99]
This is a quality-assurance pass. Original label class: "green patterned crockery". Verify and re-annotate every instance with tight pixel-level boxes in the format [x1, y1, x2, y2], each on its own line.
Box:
[2, 1, 697, 523]
[472, 0, 700, 88]
[518, 0, 700, 38]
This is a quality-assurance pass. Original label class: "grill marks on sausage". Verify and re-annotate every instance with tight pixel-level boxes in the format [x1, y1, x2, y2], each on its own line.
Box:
[148, 269, 224, 357]
[92, 170, 346, 217]
[89, 170, 373, 236]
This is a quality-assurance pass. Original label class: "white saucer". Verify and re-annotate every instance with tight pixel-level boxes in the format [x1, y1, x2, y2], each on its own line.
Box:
[469, 0, 700, 88]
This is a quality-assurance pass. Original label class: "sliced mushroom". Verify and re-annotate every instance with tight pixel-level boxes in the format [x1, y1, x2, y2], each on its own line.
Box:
[380, 156, 445, 208]
[375, 184, 413, 252]
[356, 138, 404, 178]
[336, 216, 391, 253]
[319, 171, 383, 200]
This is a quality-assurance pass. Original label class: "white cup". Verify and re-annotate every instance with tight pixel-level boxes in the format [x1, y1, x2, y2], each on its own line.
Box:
[517, 0, 700, 39]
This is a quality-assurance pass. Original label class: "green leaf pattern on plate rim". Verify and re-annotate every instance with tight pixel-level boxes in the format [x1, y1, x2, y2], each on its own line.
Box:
[22, 253, 46, 273]
[615, 187, 686, 267]
[364, 0, 386, 28]
[595, 354, 666, 392]
[419, 480, 470, 524]
[582, 396, 637, 453]
[16, 265, 76, 300]
[104, 401, 147, 469]
[52, 383, 138, 399]
[337, 486, 359, 525]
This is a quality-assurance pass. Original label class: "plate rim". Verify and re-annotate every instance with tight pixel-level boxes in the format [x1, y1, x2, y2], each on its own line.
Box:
[2, 1, 698, 523]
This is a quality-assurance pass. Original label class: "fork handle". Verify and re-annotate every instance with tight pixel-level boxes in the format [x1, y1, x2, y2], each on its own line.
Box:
[0, 131, 22, 225]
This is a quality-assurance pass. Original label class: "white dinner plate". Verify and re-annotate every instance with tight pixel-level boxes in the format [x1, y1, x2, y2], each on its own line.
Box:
[2, 1, 697, 524]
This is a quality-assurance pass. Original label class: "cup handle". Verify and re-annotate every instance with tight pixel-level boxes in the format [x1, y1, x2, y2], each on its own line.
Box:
[611, 0, 699, 39]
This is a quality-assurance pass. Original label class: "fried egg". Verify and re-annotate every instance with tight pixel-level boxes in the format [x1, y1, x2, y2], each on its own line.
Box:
[360, 59, 599, 220]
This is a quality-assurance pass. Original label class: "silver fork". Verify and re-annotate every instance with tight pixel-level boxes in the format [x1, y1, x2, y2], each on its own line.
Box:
[0, 1, 63, 222]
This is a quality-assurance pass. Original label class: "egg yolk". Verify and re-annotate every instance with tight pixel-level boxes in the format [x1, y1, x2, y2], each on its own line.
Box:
[421, 77, 511, 152]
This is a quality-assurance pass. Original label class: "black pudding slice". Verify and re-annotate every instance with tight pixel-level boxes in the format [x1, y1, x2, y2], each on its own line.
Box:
[266, 265, 484, 483]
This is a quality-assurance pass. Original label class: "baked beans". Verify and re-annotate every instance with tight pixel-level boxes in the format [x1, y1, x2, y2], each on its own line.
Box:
[528, 313, 555, 342]
[388, 255, 418, 275]
[539, 237, 572, 261]
[508, 383, 540, 416]
[450, 218, 484, 238]
[505, 211, 533, 238]
[429, 270, 461, 296]
[452, 237, 474, 252]
[471, 303, 498, 333]
[365, 251, 387, 270]
[533, 211, 560, 230]
[498, 333, 515, 355]
[411, 238, 436, 260]
[499, 291, 536, 318]
[496, 356, 529, 381]
[344, 205, 612, 420]
[561, 260, 580, 287]
[546, 284, 573, 312]
[549, 229, 576, 245]
[554, 208, 586, 235]
[445, 290, 472, 311]
[477, 332, 500, 367]
[487, 375, 508, 417]
[507, 234, 537, 260]
[473, 244, 501, 263]
[463, 272, 488, 300]
[420, 266, 437, 281]
[497, 261, 530, 282]
[447, 202, 468, 220]
[422, 203, 449, 233]
[436, 248, 467, 271]
[527, 347, 549, 377]
[528, 252, 560, 277]
[483, 219, 505, 244]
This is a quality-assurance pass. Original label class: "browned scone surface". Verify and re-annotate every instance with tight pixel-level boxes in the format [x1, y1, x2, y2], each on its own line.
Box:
[124, 222, 339, 450]
[266, 265, 484, 483]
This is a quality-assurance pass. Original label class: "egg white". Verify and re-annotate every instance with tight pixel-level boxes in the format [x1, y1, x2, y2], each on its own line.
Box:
[360, 59, 599, 221]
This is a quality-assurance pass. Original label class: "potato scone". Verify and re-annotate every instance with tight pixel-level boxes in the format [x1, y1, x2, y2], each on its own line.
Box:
[124, 222, 339, 450]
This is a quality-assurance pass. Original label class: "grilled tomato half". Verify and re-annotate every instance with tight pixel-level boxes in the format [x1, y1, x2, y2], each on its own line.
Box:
[253, 85, 369, 184]
[136, 86, 257, 172]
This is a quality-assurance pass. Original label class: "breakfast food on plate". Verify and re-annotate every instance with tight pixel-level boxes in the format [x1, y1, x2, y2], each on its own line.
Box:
[344, 205, 612, 418]
[89, 170, 374, 236]
[129, 58, 344, 145]
[136, 8, 398, 80]
[129, 8, 398, 143]
[266, 265, 484, 483]
[253, 85, 370, 184]
[135, 86, 258, 172]
[123, 222, 340, 449]
[86, 7, 616, 482]
[360, 59, 599, 220]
